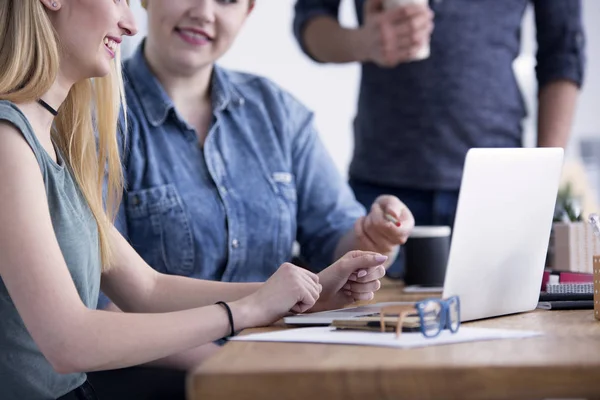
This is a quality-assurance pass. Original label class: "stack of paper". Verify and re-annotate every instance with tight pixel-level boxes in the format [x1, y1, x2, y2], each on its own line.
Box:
[230, 326, 541, 349]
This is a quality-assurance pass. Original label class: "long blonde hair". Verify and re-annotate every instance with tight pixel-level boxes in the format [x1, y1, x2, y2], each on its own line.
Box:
[0, 1, 124, 270]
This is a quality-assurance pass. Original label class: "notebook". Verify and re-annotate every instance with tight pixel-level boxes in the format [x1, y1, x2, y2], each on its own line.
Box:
[545, 283, 594, 294]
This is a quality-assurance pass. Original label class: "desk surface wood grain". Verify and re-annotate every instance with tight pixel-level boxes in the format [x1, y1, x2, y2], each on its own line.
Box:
[188, 279, 600, 400]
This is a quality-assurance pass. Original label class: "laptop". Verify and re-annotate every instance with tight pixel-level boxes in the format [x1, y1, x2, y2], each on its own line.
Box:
[284, 148, 564, 325]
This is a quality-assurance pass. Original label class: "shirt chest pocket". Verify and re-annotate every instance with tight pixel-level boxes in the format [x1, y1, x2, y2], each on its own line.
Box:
[126, 184, 195, 276]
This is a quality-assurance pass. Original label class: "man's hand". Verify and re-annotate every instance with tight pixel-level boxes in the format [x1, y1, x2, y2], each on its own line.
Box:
[311, 251, 387, 312]
[358, 0, 434, 67]
[355, 195, 415, 255]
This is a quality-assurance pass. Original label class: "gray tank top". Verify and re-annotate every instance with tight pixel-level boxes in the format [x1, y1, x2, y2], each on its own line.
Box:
[0, 101, 101, 399]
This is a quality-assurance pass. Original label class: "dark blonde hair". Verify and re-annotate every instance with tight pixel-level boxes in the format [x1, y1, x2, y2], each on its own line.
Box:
[0, 0, 126, 270]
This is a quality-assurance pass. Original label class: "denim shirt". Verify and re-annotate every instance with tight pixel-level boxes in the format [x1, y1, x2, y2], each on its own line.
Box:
[115, 44, 365, 285]
[294, 0, 585, 190]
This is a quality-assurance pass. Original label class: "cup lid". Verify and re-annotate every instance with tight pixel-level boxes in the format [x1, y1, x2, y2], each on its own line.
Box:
[409, 226, 452, 238]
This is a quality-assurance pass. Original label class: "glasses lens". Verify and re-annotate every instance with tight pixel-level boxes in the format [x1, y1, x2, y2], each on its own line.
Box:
[448, 297, 460, 332]
[417, 300, 443, 337]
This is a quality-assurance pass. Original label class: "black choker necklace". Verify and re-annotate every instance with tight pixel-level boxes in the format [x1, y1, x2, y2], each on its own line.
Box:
[37, 99, 58, 116]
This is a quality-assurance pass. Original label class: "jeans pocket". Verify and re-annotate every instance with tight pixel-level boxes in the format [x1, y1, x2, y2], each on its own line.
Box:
[126, 184, 195, 276]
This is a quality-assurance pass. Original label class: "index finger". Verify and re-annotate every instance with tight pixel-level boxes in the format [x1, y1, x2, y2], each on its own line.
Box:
[375, 195, 404, 219]
[349, 265, 386, 283]
[370, 201, 405, 237]
[339, 251, 389, 276]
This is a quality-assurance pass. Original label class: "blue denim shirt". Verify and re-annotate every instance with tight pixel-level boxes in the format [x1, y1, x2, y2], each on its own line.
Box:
[294, 0, 585, 190]
[114, 44, 365, 285]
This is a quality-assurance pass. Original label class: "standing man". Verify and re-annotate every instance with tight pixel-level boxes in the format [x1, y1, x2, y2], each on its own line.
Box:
[294, 0, 585, 276]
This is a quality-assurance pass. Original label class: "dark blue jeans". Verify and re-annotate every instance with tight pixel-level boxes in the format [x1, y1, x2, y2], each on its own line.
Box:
[85, 367, 186, 400]
[349, 178, 459, 279]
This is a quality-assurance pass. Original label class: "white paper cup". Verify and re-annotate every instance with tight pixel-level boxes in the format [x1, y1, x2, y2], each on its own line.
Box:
[383, 0, 430, 61]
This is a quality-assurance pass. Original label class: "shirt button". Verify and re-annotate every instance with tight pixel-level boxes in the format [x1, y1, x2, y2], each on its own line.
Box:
[232, 239, 240, 249]
[220, 186, 228, 195]
[132, 195, 141, 206]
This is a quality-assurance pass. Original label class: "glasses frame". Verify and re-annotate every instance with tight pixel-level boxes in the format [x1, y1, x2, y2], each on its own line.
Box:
[379, 296, 461, 339]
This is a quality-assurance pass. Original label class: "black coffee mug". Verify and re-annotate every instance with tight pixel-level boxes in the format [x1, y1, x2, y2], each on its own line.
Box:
[403, 226, 451, 286]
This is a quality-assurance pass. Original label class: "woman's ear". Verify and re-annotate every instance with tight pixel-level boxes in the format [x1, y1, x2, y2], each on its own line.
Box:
[39, 0, 62, 11]
[248, 0, 255, 14]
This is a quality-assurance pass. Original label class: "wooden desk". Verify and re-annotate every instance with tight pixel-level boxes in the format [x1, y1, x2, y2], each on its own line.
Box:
[188, 279, 600, 400]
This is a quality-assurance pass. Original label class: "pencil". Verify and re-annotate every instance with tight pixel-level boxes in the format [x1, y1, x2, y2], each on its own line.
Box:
[384, 213, 401, 227]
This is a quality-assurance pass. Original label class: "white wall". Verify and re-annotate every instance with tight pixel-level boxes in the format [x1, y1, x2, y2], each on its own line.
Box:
[124, 0, 600, 176]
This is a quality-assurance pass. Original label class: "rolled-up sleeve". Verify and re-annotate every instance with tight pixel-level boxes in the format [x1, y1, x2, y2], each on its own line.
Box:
[293, 0, 343, 60]
[283, 94, 366, 271]
[532, 0, 586, 88]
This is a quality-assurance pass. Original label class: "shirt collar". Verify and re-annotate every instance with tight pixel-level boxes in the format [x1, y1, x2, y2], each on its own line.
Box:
[212, 65, 246, 111]
[125, 42, 173, 127]
[124, 41, 245, 128]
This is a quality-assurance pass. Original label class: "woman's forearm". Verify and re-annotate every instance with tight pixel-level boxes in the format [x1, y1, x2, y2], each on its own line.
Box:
[52, 301, 251, 374]
[103, 226, 262, 313]
[138, 275, 262, 313]
[143, 342, 220, 371]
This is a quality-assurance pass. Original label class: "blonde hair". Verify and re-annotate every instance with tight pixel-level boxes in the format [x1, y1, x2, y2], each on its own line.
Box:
[0, 0, 124, 270]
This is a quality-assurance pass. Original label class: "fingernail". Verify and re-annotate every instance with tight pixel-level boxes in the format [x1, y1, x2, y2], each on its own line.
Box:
[357, 270, 368, 278]
[375, 254, 388, 263]
[343, 283, 351, 290]
[344, 290, 353, 297]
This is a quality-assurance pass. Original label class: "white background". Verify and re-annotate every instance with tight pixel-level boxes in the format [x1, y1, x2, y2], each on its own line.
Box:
[123, 0, 600, 179]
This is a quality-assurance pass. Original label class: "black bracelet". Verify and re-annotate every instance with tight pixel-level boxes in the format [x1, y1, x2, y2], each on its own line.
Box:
[216, 301, 235, 338]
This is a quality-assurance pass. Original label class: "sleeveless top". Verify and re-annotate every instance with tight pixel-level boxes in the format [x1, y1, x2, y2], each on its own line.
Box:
[0, 101, 101, 399]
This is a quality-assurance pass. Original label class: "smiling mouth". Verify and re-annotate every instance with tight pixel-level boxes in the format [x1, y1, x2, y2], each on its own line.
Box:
[175, 28, 213, 45]
[103, 37, 118, 55]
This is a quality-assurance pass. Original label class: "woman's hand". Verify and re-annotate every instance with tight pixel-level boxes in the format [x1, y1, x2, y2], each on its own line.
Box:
[231, 263, 322, 328]
[355, 195, 415, 255]
[312, 250, 387, 312]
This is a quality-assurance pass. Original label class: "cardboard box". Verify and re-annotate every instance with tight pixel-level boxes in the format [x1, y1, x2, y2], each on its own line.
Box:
[549, 222, 600, 273]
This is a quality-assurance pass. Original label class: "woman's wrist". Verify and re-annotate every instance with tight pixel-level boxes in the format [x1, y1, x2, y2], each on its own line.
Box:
[227, 298, 255, 332]
[215, 302, 235, 337]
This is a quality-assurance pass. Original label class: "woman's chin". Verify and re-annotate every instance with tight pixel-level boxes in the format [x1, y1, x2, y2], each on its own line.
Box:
[87, 63, 113, 80]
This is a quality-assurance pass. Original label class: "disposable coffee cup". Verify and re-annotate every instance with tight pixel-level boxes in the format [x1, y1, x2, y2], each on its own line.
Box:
[403, 226, 451, 286]
[383, 0, 430, 61]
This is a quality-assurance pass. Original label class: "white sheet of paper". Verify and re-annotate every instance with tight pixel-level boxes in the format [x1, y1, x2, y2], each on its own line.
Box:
[402, 285, 444, 294]
[230, 327, 542, 349]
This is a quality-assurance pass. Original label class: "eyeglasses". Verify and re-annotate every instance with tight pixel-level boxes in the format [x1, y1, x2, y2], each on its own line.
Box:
[379, 296, 461, 339]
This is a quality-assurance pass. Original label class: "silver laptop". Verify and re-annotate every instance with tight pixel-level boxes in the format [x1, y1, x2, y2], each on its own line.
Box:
[284, 148, 564, 325]
[442, 147, 563, 321]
